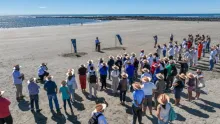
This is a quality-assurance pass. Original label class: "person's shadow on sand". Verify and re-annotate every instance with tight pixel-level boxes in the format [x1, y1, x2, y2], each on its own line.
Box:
[31, 111, 47, 124]
[75, 93, 84, 102]
[200, 98, 220, 109]
[18, 99, 30, 111]
[179, 104, 209, 118]
[72, 101, 85, 111]
[51, 111, 66, 124]
[66, 112, 81, 124]
[176, 113, 186, 121]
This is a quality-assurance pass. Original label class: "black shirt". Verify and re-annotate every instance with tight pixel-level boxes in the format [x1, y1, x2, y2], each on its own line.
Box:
[78, 67, 87, 75]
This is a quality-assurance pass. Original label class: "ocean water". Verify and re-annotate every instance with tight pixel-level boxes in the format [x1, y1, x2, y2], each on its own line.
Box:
[0, 14, 220, 28]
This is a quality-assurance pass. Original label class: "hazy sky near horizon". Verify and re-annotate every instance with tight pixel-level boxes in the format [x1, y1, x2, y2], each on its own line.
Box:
[1, 0, 220, 15]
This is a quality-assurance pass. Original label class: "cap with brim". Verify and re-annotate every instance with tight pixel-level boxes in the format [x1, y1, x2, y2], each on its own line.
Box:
[156, 73, 164, 80]
[141, 76, 152, 83]
[157, 94, 170, 105]
[93, 104, 107, 113]
[0, 91, 5, 96]
[142, 68, 149, 72]
[27, 77, 36, 84]
[132, 82, 142, 90]
[112, 65, 119, 70]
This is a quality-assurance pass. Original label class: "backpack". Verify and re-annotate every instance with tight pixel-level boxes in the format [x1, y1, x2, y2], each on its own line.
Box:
[89, 71, 97, 83]
[88, 113, 102, 124]
[170, 65, 177, 76]
[168, 103, 177, 122]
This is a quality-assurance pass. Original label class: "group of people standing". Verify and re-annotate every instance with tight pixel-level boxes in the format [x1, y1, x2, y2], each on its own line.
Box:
[0, 34, 217, 124]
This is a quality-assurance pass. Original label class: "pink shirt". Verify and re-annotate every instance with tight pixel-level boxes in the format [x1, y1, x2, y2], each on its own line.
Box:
[0, 97, 11, 118]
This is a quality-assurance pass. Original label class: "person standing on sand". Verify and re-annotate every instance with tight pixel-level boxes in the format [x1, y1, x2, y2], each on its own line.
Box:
[98, 58, 104, 69]
[44, 75, 61, 114]
[168, 45, 174, 60]
[111, 65, 119, 95]
[0, 91, 13, 124]
[156, 45, 162, 58]
[209, 47, 215, 71]
[95, 37, 100, 51]
[192, 48, 198, 66]
[165, 60, 176, 90]
[126, 61, 135, 91]
[156, 94, 171, 124]
[27, 78, 42, 113]
[90, 104, 107, 124]
[133, 57, 139, 80]
[141, 68, 152, 80]
[59, 80, 73, 114]
[140, 50, 145, 58]
[153, 35, 158, 48]
[107, 56, 115, 81]
[87, 60, 94, 72]
[202, 40, 207, 57]
[186, 73, 196, 101]
[88, 66, 98, 99]
[117, 73, 129, 105]
[197, 41, 203, 60]
[99, 63, 108, 90]
[115, 55, 123, 75]
[170, 34, 174, 42]
[12, 65, 25, 101]
[162, 44, 167, 57]
[154, 74, 166, 110]
[172, 74, 186, 106]
[132, 82, 145, 124]
[78, 64, 87, 92]
[141, 77, 156, 115]
[66, 69, 78, 102]
[195, 69, 205, 100]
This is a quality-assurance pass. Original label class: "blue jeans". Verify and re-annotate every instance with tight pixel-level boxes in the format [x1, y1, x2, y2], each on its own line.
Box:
[30, 94, 39, 110]
[202, 49, 206, 57]
[158, 119, 169, 124]
[163, 50, 166, 57]
[209, 59, 214, 70]
[128, 77, 134, 91]
[48, 94, 60, 111]
[68, 85, 75, 101]
[206, 43, 210, 52]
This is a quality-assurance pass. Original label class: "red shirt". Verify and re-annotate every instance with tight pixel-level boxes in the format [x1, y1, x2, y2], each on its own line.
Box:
[0, 97, 11, 118]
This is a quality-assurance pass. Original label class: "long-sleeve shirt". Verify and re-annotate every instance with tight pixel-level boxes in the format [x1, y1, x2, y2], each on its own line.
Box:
[27, 82, 40, 95]
[99, 66, 108, 75]
[168, 48, 174, 56]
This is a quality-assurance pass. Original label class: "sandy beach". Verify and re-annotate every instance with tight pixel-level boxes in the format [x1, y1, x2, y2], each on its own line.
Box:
[0, 20, 220, 124]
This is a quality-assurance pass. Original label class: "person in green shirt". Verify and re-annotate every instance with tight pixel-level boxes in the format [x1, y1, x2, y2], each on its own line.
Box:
[165, 60, 176, 90]
[59, 80, 73, 113]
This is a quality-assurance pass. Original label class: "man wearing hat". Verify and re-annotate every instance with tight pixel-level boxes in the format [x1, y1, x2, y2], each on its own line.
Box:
[0, 91, 13, 124]
[78, 64, 87, 92]
[38, 63, 49, 82]
[154, 73, 166, 109]
[132, 82, 145, 124]
[141, 68, 152, 79]
[90, 103, 107, 124]
[12, 64, 25, 101]
[88, 66, 98, 98]
[27, 78, 42, 112]
[44, 75, 61, 114]
[168, 45, 174, 60]
[95, 37, 100, 52]
[141, 76, 156, 115]
[165, 60, 177, 90]
[107, 56, 115, 80]
[115, 55, 123, 75]
[99, 63, 108, 90]
[139, 50, 145, 58]
[111, 65, 120, 95]
[209, 47, 215, 71]
[87, 60, 94, 72]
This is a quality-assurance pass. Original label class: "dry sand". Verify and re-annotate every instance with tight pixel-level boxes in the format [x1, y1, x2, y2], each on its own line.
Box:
[0, 20, 220, 124]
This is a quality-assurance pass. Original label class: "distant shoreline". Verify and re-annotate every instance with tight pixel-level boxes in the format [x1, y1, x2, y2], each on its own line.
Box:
[36, 16, 220, 22]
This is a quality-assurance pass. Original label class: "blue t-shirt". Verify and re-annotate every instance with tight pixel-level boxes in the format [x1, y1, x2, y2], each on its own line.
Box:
[99, 66, 108, 75]
[44, 81, 57, 95]
[126, 65, 135, 78]
[59, 86, 70, 100]
[132, 90, 145, 107]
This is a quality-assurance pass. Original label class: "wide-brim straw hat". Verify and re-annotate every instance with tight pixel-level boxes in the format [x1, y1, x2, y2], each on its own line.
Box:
[112, 65, 119, 70]
[121, 73, 128, 78]
[141, 76, 152, 83]
[98, 58, 104, 61]
[66, 69, 75, 76]
[126, 60, 131, 64]
[87, 60, 94, 64]
[179, 73, 187, 79]
[156, 73, 164, 80]
[187, 73, 194, 79]
[13, 64, 21, 70]
[93, 104, 107, 113]
[117, 55, 122, 59]
[101, 62, 107, 66]
[79, 64, 86, 67]
[157, 94, 170, 105]
[132, 82, 142, 90]
[142, 68, 149, 72]
[148, 53, 153, 56]
[131, 52, 136, 56]
[0, 91, 5, 96]
[124, 52, 129, 56]
[163, 57, 169, 61]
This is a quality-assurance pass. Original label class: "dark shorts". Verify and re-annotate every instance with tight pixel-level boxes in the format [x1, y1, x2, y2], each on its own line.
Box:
[174, 88, 182, 99]
[143, 95, 152, 107]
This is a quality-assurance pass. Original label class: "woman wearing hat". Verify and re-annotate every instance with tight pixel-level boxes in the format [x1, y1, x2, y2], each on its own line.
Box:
[108, 56, 115, 80]
[98, 58, 104, 69]
[111, 65, 120, 95]
[156, 94, 171, 124]
[90, 103, 107, 124]
[117, 73, 129, 105]
[186, 73, 196, 101]
[59, 80, 73, 113]
[0, 91, 13, 124]
[177, 58, 188, 75]
[195, 69, 205, 100]
[139, 50, 145, 58]
[66, 69, 78, 102]
[142, 59, 151, 71]
[154, 73, 166, 109]
[162, 44, 167, 57]
[147, 53, 153, 66]
[172, 73, 186, 106]
[78, 64, 87, 92]
[156, 45, 162, 58]
[133, 57, 139, 80]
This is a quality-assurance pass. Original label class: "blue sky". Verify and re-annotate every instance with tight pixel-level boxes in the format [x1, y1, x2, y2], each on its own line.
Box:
[1, 0, 220, 15]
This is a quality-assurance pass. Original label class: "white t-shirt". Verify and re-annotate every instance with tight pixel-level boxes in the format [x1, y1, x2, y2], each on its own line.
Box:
[168, 48, 174, 56]
[141, 82, 156, 96]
